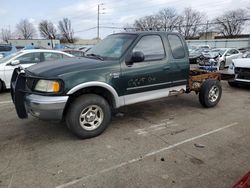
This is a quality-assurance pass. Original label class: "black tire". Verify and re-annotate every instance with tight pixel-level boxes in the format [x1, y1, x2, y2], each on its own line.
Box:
[219, 61, 225, 70]
[228, 81, 238, 87]
[199, 79, 222, 108]
[0, 81, 3, 92]
[66, 94, 111, 139]
[0, 80, 5, 92]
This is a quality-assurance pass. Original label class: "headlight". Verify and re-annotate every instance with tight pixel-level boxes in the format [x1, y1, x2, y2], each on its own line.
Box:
[34, 80, 61, 93]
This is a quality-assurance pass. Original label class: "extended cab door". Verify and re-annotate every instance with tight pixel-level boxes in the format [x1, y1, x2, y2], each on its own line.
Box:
[166, 34, 189, 87]
[120, 34, 187, 105]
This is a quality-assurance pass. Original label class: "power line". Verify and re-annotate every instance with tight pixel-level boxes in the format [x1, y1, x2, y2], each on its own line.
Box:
[73, 18, 250, 34]
[97, 18, 250, 31]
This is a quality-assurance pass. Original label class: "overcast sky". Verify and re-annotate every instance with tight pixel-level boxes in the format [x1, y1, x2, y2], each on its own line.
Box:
[0, 0, 249, 39]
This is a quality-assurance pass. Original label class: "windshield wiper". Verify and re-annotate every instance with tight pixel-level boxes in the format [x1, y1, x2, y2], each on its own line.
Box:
[85, 53, 104, 61]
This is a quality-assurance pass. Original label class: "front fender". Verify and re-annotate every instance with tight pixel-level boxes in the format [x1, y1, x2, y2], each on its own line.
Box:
[67, 81, 124, 108]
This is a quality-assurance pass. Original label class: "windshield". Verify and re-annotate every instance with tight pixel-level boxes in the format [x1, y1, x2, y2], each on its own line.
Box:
[211, 49, 226, 55]
[0, 51, 22, 64]
[86, 34, 137, 60]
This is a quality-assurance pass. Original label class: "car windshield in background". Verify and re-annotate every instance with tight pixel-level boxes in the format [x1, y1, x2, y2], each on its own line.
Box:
[211, 49, 226, 55]
[0, 45, 12, 52]
[86, 34, 137, 60]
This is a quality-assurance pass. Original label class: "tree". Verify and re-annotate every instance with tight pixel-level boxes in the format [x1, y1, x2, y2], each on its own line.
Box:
[58, 18, 74, 43]
[16, 19, 36, 39]
[39, 20, 57, 39]
[177, 8, 205, 38]
[213, 9, 248, 36]
[1, 28, 12, 43]
[156, 8, 180, 31]
[133, 15, 161, 31]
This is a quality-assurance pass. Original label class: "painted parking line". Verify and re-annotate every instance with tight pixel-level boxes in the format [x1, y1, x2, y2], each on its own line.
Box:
[134, 120, 178, 136]
[0, 101, 12, 104]
[56, 122, 238, 188]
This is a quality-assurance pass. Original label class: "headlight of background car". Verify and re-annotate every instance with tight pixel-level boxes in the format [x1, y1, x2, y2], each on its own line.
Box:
[34, 80, 61, 93]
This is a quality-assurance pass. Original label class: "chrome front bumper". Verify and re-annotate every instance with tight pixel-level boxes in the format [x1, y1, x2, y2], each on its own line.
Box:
[25, 94, 69, 120]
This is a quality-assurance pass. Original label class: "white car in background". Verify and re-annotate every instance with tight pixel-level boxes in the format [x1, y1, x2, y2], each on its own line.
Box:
[228, 58, 250, 87]
[203, 48, 242, 70]
[0, 49, 74, 91]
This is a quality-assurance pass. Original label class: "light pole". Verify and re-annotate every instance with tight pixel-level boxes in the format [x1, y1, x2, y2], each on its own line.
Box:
[97, 3, 104, 39]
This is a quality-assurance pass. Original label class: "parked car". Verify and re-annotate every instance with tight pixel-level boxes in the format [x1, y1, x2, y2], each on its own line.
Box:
[11, 32, 222, 139]
[0, 44, 17, 59]
[189, 48, 209, 64]
[228, 58, 250, 87]
[62, 49, 85, 57]
[0, 49, 73, 91]
[242, 51, 250, 58]
[199, 48, 242, 70]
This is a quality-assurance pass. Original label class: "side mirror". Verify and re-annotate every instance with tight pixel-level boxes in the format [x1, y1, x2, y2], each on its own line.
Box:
[10, 60, 20, 66]
[125, 51, 145, 66]
[225, 53, 230, 57]
[132, 51, 145, 63]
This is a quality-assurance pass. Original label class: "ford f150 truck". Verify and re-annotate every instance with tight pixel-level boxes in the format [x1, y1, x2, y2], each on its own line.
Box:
[11, 32, 222, 139]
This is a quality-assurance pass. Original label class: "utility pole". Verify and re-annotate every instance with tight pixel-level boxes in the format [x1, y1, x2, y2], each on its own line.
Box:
[97, 3, 104, 40]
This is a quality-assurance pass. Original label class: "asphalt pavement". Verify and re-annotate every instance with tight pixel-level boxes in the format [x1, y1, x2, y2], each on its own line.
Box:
[0, 81, 249, 188]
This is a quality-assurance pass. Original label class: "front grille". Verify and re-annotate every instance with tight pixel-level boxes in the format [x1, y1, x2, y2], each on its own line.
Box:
[235, 67, 250, 80]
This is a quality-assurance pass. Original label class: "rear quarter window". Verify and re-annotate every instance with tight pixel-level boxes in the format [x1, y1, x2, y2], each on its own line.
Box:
[168, 35, 185, 59]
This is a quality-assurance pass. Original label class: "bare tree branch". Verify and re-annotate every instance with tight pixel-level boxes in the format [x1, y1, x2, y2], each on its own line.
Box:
[156, 8, 180, 31]
[1, 28, 12, 43]
[39, 20, 57, 39]
[133, 15, 161, 31]
[58, 18, 74, 43]
[213, 9, 247, 36]
[177, 8, 205, 38]
[16, 19, 36, 39]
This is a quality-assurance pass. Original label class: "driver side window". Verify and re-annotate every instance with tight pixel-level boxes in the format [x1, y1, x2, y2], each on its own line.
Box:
[132, 35, 165, 61]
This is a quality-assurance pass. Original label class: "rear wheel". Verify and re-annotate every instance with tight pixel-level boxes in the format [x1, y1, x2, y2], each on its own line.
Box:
[66, 94, 111, 139]
[199, 79, 222, 108]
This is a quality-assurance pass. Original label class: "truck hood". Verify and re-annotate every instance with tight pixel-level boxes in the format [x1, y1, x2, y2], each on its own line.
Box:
[232, 58, 250, 68]
[26, 57, 113, 77]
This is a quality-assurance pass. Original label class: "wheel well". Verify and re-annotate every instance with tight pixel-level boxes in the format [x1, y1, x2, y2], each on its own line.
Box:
[63, 86, 116, 117]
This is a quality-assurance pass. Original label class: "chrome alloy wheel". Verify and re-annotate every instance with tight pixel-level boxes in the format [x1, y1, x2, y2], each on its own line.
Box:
[79, 105, 104, 131]
[208, 86, 219, 103]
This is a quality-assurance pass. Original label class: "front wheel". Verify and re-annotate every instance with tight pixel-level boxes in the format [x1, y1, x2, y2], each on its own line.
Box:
[199, 79, 222, 108]
[66, 94, 111, 139]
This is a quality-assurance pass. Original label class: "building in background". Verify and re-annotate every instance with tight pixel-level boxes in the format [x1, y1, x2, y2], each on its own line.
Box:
[199, 32, 219, 40]
[7, 39, 60, 49]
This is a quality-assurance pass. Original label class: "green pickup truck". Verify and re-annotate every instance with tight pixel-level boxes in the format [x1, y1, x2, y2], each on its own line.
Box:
[11, 32, 222, 139]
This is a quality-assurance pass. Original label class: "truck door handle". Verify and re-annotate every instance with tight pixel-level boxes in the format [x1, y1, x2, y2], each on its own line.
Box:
[163, 66, 170, 70]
